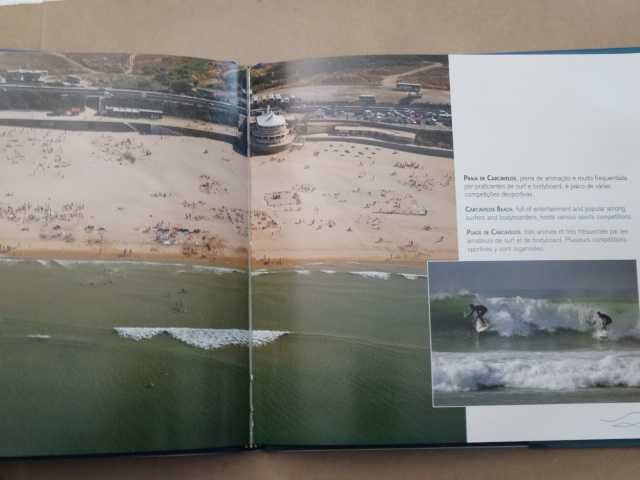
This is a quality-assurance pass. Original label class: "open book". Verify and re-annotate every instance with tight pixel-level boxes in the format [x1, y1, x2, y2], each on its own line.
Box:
[0, 47, 638, 457]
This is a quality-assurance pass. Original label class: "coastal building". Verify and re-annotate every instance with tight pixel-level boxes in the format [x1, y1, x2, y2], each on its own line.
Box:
[5, 69, 48, 83]
[250, 106, 292, 154]
[65, 75, 82, 85]
[395, 82, 422, 93]
[103, 106, 163, 119]
[358, 94, 376, 104]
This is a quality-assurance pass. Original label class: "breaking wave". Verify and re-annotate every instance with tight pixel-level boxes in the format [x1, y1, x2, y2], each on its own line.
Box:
[399, 273, 426, 280]
[433, 350, 640, 392]
[0, 257, 245, 273]
[191, 265, 244, 274]
[349, 271, 391, 280]
[430, 291, 638, 338]
[114, 327, 288, 350]
[248, 269, 425, 280]
[251, 269, 271, 277]
[430, 289, 472, 300]
[481, 296, 599, 337]
[0, 257, 23, 264]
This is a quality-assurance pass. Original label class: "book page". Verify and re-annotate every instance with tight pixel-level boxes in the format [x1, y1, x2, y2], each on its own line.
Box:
[0, 49, 251, 455]
[249, 50, 640, 448]
[438, 52, 640, 443]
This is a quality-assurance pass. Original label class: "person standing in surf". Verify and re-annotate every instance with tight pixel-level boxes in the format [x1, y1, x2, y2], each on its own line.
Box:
[597, 311, 613, 331]
[467, 304, 489, 329]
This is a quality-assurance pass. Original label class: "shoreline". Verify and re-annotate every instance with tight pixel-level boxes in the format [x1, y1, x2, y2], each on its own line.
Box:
[0, 124, 250, 270]
[2, 249, 249, 269]
[250, 254, 453, 270]
[0, 250, 448, 271]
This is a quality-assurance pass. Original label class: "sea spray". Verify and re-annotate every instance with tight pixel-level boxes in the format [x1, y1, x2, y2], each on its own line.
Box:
[483, 296, 599, 336]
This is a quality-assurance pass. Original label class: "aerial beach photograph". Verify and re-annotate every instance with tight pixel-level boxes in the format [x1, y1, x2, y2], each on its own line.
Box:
[428, 260, 640, 408]
[249, 55, 465, 446]
[0, 49, 249, 265]
[0, 49, 258, 456]
[249, 54, 456, 267]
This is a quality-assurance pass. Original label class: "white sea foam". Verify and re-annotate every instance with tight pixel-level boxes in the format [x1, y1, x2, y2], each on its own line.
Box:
[432, 350, 640, 393]
[114, 327, 288, 350]
[41, 258, 242, 273]
[431, 289, 473, 300]
[27, 334, 51, 339]
[247, 268, 417, 279]
[430, 291, 621, 337]
[191, 265, 244, 274]
[251, 270, 270, 277]
[479, 296, 602, 337]
[51, 259, 184, 269]
[349, 271, 391, 280]
[399, 273, 426, 280]
[0, 257, 22, 264]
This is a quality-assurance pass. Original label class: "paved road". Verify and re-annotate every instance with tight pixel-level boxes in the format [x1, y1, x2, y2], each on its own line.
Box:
[380, 62, 444, 88]
[0, 83, 245, 114]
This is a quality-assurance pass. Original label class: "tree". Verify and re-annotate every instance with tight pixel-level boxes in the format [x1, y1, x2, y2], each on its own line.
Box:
[169, 79, 193, 94]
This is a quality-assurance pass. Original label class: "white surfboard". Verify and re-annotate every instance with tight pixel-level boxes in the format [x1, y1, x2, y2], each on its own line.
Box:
[593, 328, 609, 340]
[475, 317, 490, 333]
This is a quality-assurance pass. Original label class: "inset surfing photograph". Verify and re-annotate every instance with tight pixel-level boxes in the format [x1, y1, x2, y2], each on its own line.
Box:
[428, 260, 640, 407]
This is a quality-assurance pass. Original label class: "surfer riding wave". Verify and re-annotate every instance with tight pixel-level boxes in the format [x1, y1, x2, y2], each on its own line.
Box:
[466, 304, 490, 331]
[597, 311, 613, 331]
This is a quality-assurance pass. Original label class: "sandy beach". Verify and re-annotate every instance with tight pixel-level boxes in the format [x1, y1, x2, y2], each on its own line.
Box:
[0, 125, 248, 266]
[250, 141, 457, 266]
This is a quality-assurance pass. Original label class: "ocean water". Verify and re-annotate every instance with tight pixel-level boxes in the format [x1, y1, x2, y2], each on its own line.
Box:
[251, 265, 466, 446]
[0, 258, 253, 456]
[429, 291, 640, 407]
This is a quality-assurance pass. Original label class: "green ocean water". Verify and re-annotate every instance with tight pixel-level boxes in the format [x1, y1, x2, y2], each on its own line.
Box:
[252, 266, 466, 446]
[0, 259, 249, 457]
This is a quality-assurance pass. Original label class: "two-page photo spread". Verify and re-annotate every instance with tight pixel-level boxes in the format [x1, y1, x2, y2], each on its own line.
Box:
[0, 47, 639, 456]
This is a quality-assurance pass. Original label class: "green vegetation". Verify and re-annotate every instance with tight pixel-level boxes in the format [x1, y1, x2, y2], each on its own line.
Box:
[251, 55, 448, 92]
[138, 56, 212, 92]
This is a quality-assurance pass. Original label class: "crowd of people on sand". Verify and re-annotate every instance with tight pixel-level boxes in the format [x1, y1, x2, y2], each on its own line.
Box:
[91, 134, 152, 165]
[1, 128, 67, 172]
[0, 201, 85, 224]
[251, 143, 453, 265]
[250, 140, 455, 262]
[0, 124, 253, 263]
